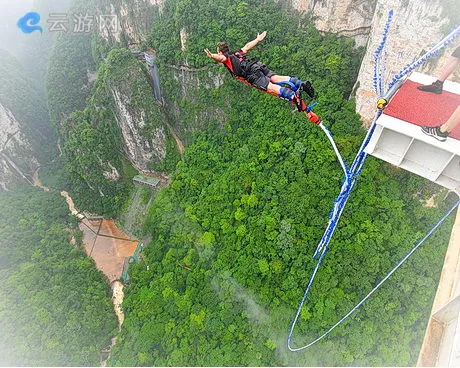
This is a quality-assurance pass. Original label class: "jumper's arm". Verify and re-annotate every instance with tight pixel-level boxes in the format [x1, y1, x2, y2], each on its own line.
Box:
[204, 48, 226, 63]
[241, 31, 267, 53]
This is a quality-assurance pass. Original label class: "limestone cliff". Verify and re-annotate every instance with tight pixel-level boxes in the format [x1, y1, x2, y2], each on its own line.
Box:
[0, 104, 38, 190]
[288, 0, 377, 47]
[287, 0, 460, 122]
[110, 80, 168, 170]
[95, 0, 164, 45]
[106, 49, 179, 171]
[58, 48, 178, 215]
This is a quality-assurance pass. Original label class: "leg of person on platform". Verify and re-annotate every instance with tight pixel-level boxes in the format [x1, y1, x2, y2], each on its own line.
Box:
[418, 46, 460, 94]
[421, 105, 460, 142]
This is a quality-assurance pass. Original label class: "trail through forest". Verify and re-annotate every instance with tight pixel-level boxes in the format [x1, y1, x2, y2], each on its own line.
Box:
[33, 168, 49, 192]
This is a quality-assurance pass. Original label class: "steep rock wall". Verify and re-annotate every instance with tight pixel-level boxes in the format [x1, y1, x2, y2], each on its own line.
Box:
[287, 0, 459, 122]
[111, 85, 167, 170]
[96, 0, 164, 45]
[105, 51, 175, 171]
[355, 0, 459, 122]
[0, 104, 38, 190]
[289, 0, 377, 46]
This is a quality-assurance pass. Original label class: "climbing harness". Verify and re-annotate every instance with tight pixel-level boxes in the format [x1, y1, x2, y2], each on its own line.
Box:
[287, 11, 460, 352]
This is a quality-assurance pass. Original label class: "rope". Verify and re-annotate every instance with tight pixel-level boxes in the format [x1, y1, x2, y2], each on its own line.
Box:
[318, 123, 349, 177]
[288, 198, 460, 351]
[373, 10, 393, 96]
[313, 110, 382, 258]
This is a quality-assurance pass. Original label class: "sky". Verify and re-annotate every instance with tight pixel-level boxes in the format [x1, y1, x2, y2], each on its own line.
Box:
[0, 0, 35, 31]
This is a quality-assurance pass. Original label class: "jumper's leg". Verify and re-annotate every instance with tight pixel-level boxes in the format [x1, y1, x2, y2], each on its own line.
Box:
[270, 75, 303, 91]
[267, 82, 307, 111]
[271, 75, 315, 98]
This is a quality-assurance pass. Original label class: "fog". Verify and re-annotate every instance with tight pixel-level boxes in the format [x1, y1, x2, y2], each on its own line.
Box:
[0, 0, 70, 56]
[0, 0, 35, 53]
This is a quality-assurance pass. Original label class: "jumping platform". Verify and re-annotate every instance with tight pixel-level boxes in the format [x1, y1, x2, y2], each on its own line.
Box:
[365, 72, 460, 193]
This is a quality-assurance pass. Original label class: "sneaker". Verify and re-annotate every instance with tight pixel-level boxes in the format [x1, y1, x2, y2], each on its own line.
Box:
[421, 125, 449, 142]
[417, 81, 443, 94]
[301, 80, 315, 98]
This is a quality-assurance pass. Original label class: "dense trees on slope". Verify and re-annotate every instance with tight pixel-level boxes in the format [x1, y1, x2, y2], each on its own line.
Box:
[0, 188, 117, 366]
[109, 0, 454, 366]
[111, 95, 453, 366]
[60, 48, 179, 216]
[46, 30, 94, 128]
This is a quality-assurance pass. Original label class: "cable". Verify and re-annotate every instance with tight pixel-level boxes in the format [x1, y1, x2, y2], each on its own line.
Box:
[318, 123, 349, 178]
[288, 198, 460, 351]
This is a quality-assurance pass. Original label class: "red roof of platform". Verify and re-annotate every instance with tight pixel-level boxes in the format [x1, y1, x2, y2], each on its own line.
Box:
[383, 80, 460, 141]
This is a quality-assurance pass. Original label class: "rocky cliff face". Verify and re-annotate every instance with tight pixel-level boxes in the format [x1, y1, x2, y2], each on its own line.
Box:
[67, 48, 175, 174]
[110, 84, 167, 170]
[88, 0, 173, 170]
[0, 104, 38, 190]
[96, 0, 164, 45]
[93, 0, 223, 147]
[289, 0, 377, 47]
[287, 0, 459, 122]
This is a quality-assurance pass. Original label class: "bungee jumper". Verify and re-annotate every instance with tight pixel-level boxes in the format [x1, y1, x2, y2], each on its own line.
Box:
[204, 31, 319, 123]
[205, 31, 346, 174]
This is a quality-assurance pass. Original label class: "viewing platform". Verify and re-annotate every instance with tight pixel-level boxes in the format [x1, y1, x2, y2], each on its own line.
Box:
[132, 174, 161, 189]
[365, 72, 460, 193]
